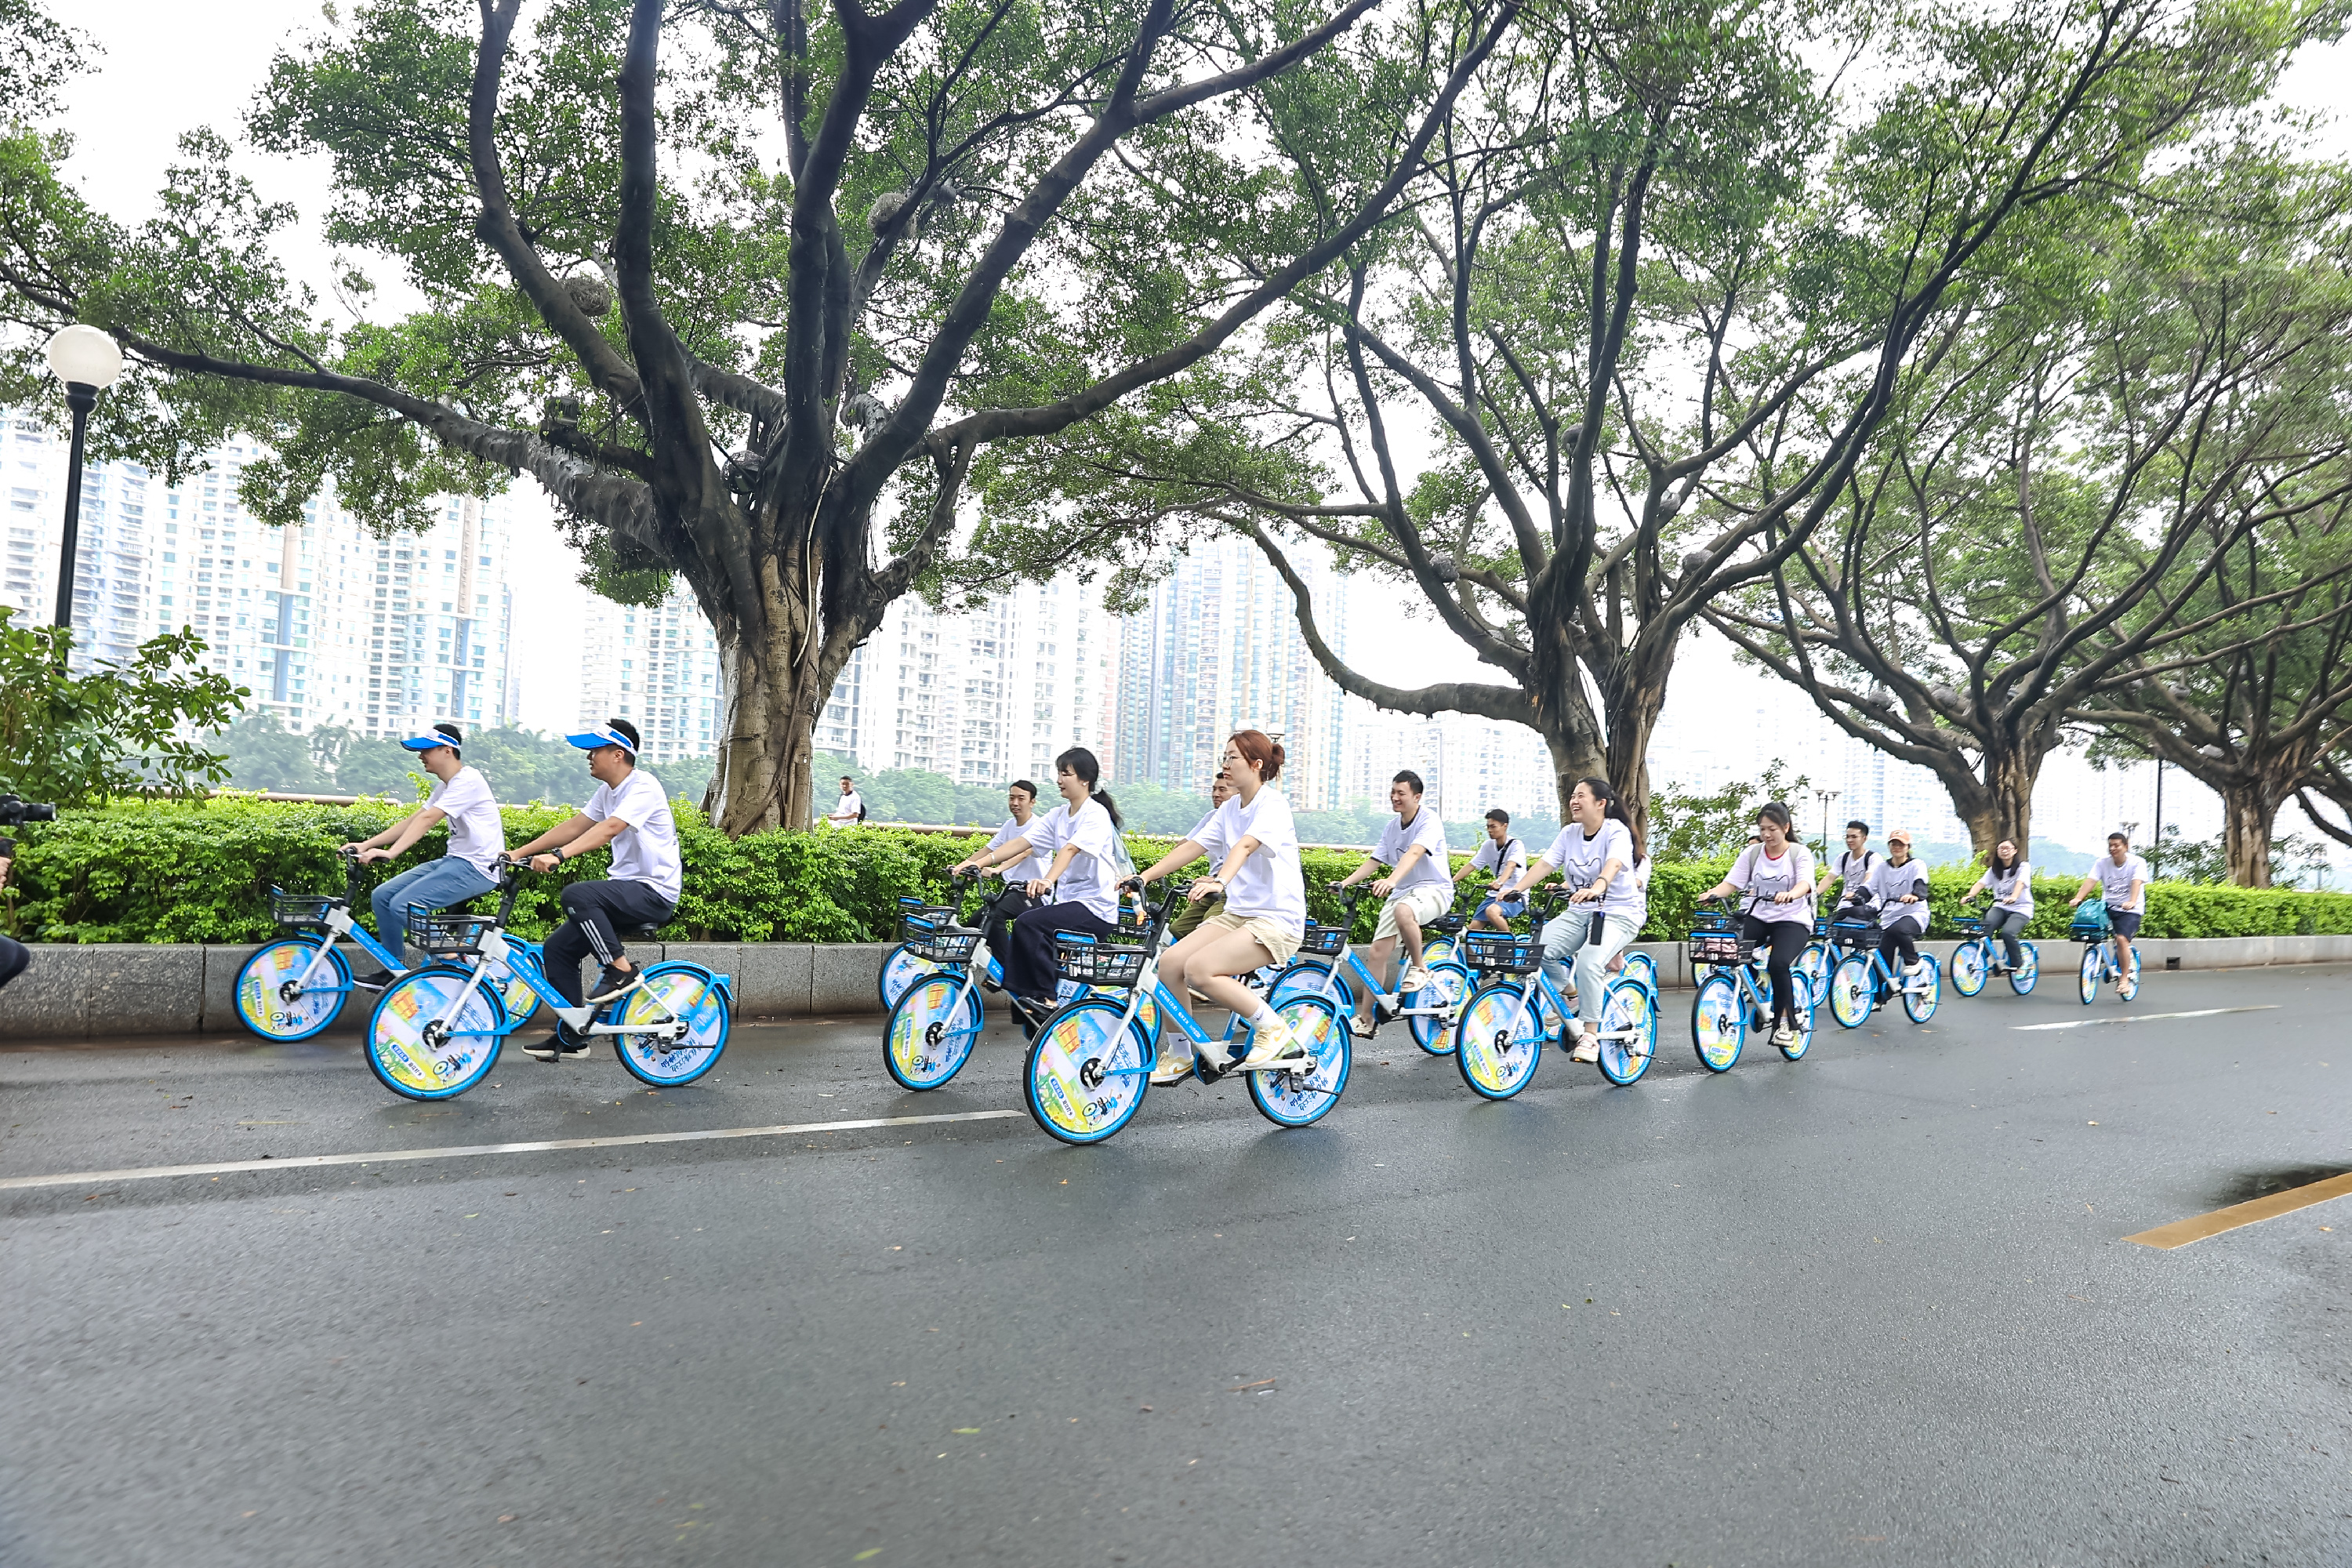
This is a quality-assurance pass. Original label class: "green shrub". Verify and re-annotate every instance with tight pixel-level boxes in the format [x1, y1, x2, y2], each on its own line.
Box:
[9, 800, 2352, 946]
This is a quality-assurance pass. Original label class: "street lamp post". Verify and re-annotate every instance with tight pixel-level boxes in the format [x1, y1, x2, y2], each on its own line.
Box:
[42, 325, 125, 636]
[1814, 787, 1841, 861]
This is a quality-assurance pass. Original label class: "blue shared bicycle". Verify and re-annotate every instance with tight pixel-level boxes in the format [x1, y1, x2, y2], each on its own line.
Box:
[1451, 891, 1660, 1094]
[1824, 919, 1940, 1029]
[2071, 904, 2140, 1004]
[238, 848, 542, 1041]
[1948, 912, 2039, 996]
[362, 861, 733, 1101]
[1687, 906, 1818, 1072]
[1268, 885, 1472, 1054]
[881, 872, 1163, 1091]
[1021, 880, 1350, 1145]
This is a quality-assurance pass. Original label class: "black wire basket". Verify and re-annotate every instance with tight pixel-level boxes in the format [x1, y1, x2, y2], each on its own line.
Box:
[1462, 930, 1538, 974]
[405, 909, 497, 956]
[1831, 918, 1882, 950]
[898, 915, 981, 965]
[1951, 914, 1985, 936]
[270, 891, 339, 929]
[1687, 929, 1750, 967]
[1298, 922, 1348, 957]
[1054, 936, 1149, 988]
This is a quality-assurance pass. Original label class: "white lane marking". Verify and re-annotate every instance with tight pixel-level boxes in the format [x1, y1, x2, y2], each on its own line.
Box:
[0, 1109, 1028, 1192]
[2012, 1005, 2278, 1033]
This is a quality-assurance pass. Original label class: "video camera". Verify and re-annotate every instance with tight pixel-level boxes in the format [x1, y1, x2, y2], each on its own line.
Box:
[0, 796, 57, 829]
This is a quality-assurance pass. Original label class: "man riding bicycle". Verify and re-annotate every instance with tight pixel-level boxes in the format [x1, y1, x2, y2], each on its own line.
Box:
[340, 724, 506, 978]
[2069, 832, 2147, 988]
[1332, 770, 1452, 1011]
[505, 719, 681, 1060]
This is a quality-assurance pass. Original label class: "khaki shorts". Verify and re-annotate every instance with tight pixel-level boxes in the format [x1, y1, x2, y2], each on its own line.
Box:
[1374, 884, 1453, 942]
[1200, 910, 1302, 965]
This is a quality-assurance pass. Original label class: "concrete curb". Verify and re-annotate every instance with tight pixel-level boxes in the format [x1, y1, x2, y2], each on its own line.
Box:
[5, 934, 2350, 1042]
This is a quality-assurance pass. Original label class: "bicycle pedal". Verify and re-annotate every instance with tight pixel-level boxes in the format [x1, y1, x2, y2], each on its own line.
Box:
[1240, 1056, 1317, 1074]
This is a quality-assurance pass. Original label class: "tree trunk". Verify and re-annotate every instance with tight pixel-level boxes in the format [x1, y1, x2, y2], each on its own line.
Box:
[702, 570, 840, 836]
[2221, 782, 2274, 887]
[1538, 719, 1609, 823]
[1602, 641, 1675, 844]
[1954, 746, 2038, 860]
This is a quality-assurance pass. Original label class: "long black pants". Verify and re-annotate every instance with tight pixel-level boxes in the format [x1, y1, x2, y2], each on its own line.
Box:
[1883, 916, 1926, 972]
[1004, 902, 1121, 1003]
[983, 887, 1037, 971]
[543, 878, 677, 1013]
[1984, 906, 2029, 968]
[1739, 913, 1810, 1026]
[0, 933, 28, 993]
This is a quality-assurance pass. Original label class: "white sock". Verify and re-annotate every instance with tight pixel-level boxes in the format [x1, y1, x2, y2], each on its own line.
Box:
[1248, 1004, 1276, 1029]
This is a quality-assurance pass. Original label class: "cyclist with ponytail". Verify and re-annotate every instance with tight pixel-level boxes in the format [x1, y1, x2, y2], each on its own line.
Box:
[1494, 775, 1646, 1063]
[967, 747, 1132, 1018]
[1134, 730, 1309, 1081]
[1696, 800, 1816, 1049]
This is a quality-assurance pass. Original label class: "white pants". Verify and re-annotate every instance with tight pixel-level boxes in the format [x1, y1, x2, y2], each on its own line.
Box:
[1542, 909, 1643, 1025]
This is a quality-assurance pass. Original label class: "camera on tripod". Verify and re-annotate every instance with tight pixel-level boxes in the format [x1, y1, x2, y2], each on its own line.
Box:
[0, 795, 58, 829]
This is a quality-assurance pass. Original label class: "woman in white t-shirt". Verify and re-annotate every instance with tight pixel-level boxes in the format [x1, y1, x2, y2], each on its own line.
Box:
[1495, 776, 1646, 1063]
[1134, 730, 1310, 1080]
[1696, 800, 1816, 1048]
[990, 749, 1131, 1014]
[1962, 837, 2032, 974]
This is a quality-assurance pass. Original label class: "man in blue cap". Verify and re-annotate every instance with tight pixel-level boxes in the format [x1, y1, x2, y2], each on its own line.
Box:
[340, 722, 506, 978]
[504, 718, 681, 1060]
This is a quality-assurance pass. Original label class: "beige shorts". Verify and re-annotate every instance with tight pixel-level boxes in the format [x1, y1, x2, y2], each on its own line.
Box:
[1374, 884, 1453, 942]
[1200, 910, 1302, 965]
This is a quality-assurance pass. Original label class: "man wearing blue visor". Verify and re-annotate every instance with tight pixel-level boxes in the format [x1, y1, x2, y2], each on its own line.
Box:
[340, 722, 506, 978]
[504, 718, 682, 1060]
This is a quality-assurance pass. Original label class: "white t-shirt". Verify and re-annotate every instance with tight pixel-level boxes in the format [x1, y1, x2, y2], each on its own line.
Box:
[2096, 854, 2149, 913]
[426, 764, 504, 878]
[1980, 860, 2033, 912]
[585, 767, 682, 903]
[1035, 797, 1124, 922]
[827, 791, 864, 826]
[1831, 848, 1878, 888]
[1186, 807, 1232, 867]
[986, 815, 1048, 884]
[1467, 835, 1526, 884]
[1374, 808, 1454, 896]
[1210, 787, 1305, 932]
[1542, 820, 1642, 919]
[1632, 855, 1653, 891]
[1865, 858, 1931, 929]
[1727, 842, 1815, 925]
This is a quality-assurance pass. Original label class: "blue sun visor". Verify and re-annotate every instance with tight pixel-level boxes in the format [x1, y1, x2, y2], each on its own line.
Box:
[565, 727, 637, 755]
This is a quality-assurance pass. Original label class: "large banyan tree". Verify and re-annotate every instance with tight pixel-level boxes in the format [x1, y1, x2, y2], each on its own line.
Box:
[0, 0, 1508, 830]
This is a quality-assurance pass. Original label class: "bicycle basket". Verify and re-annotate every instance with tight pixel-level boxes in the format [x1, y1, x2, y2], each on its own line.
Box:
[405, 909, 496, 956]
[1299, 921, 1348, 957]
[1951, 914, 1984, 936]
[1053, 935, 1149, 988]
[1690, 909, 1734, 933]
[898, 914, 981, 965]
[270, 891, 339, 929]
[1462, 930, 1538, 974]
[1687, 929, 1748, 967]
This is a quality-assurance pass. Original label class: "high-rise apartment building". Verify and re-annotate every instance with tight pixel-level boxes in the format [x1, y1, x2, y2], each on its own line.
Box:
[576, 584, 723, 764]
[1345, 705, 1559, 825]
[3, 411, 521, 738]
[1111, 534, 1350, 808]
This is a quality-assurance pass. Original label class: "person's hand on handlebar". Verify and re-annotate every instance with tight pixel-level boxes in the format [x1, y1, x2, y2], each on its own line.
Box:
[1772, 888, 1802, 904]
[528, 852, 564, 874]
[352, 846, 397, 866]
[1569, 882, 1602, 903]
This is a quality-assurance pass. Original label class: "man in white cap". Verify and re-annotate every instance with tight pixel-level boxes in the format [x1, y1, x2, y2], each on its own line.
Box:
[341, 722, 505, 977]
[505, 718, 682, 1060]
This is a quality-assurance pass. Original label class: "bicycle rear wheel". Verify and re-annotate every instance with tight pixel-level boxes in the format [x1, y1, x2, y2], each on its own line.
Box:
[1407, 960, 1471, 1055]
[1269, 958, 1337, 1011]
[1951, 940, 1986, 997]
[2117, 948, 2140, 1001]
[1248, 994, 1351, 1127]
[365, 964, 506, 1100]
[1794, 942, 1828, 1008]
[1620, 949, 1658, 993]
[1777, 990, 1816, 1060]
[1828, 955, 1873, 1028]
[611, 963, 731, 1087]
[1596, 978, 1657, 1086]
[1024, 996, 1152, 1145]
[234, 936, 350, 1041]
[878, 942, 938, 1010]
[1903, 956, 1940, 1023]
[2009, 943, 2039, 994]
[884, 972, 985, 1091]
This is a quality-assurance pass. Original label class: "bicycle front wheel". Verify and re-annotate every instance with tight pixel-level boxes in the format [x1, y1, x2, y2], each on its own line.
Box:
[1951, 940, 1986, 997]
[1248, 993, 1351, 1127]
[884, 972, 984, 1091]
[611, 962, 731, 1087]
[1024, 997, 1152, 1145]
[1407, 960, 1471, 1055]
[2009, 943, 2039, 994]
[365, 964, 506, 1100]
[2078, 946, 2100, 1004]
[235, 937, 350, 1041]
[1828, 955, 1873, 1028]
[1596, 978, 1657, 1086]
[1691, 972, 1743, 1073]
[1454, 981, 1544, 1100]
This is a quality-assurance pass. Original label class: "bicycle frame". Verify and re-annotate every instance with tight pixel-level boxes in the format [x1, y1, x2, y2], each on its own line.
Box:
[410, 871, 699, 1046]
[1092, 884, 1319, 1076]
[1475, 894, 1647, 1046]
[1294, 887, 1462, 1031]
[279, 855, 406, 998]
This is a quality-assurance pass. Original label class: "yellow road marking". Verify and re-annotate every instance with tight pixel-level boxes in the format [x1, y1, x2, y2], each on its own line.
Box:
[2125, 1172, 2352, 1250]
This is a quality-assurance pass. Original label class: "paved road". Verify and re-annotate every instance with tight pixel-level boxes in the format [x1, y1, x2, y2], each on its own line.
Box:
[2, 963, 2349, 1568]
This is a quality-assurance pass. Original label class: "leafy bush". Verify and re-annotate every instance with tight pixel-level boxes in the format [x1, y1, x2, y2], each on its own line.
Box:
[9, 799, 2352, 946]
[1, 608, 245, 804]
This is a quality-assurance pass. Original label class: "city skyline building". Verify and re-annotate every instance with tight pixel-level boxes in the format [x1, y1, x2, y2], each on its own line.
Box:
[575, 584, 723, 764]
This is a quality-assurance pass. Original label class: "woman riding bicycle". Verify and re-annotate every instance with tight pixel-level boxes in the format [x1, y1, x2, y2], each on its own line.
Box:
[1132, 730, 1308, 1081]
[971, 748, 1130, 1022]
[1495, 776, 1645, 1063]
[1865, 829, 1933, 996]
[1696, 801, 1814, 1050]
[1962, 838, 2032, 975]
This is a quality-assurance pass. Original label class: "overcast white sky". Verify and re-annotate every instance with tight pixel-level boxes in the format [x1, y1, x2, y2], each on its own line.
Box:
[41, 4, 2352, 845]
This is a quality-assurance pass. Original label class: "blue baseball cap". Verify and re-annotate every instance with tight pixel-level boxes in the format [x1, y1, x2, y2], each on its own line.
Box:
[397, 725, 462, 753]
[565, 726, 637, 755]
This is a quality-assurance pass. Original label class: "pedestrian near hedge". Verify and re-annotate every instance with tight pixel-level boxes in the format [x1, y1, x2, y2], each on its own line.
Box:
[1964, 838, 2033, 974]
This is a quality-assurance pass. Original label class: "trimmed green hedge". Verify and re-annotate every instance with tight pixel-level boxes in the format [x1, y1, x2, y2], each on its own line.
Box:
[6, 799, 2350, 945]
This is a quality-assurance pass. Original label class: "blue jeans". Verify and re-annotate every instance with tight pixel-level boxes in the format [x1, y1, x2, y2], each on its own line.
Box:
[371, 857, 496, 968]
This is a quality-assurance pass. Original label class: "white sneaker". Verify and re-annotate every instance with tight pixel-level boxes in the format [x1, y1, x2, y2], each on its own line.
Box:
[1149, 1051, 1196, 1087]
[1771, 1025, 1797, 1047]
[1569, 1034, 1600, 1064]
[1237, 1014, 1308, 1070]
[1401, 966, 1433, 993]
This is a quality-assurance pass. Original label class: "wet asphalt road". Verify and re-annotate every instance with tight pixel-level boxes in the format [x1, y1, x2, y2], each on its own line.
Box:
[2, 963, 2349, 1568]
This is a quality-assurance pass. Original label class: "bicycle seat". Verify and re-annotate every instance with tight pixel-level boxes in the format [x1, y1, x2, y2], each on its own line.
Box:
[1432, 914, 1466, 933]
[628, 922, 665, 939]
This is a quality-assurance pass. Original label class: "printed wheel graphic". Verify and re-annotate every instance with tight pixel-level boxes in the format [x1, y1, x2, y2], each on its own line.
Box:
[1777, 992, 1816, 1060]
[1828, 956, 1874, 1028]
[1023, 996, 1152, 1145]
[1951, 941, 1987, 997]
[2116, 948, 2140, 1003]
[2078, 946, 2100, 1005]
[1902, 956, 1940, 1023]
[235, 937, 350, 1042]
[611, 963, 731, 1087]
[1456, 982, 1545, 1101]
[1408, 960, 1472, 1055]
[1596, 980, 1657, 1086]
[365, 964, 506, 1101]
[2009, 943, 2039, 995]
[1248, 994, 1351, 1127]
[878, 942, 939, 1010]
[1619, 949, 1658, 993]
[884, 973, 984, 1091]
[1691, 972, 1744, 1073]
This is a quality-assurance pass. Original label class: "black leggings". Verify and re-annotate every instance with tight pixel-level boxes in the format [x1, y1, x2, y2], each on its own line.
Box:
[1739, 914, 1809, 1025]
[1004, 902, 1122, 1003]
[1883, 916, 1926, 972]
[982, 886, 1036, 967]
